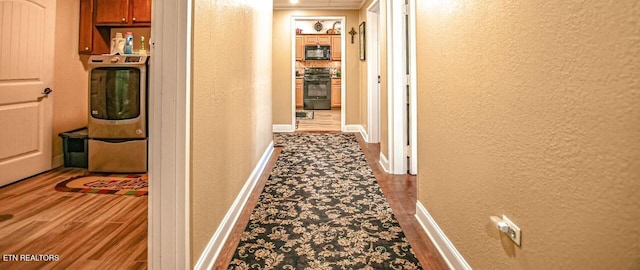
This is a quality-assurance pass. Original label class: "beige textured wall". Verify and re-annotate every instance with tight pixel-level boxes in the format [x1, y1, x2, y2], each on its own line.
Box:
[191, 0, 273, 265]
[416, 1, 640, 269]
[52, 0, 89, 161]
[272, 9, 361, 125]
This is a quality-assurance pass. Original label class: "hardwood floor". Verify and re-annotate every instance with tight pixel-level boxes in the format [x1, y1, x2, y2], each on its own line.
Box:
[214, 132, 449, 269]
[296, 108, 341, 131]
[0, 168, 147, 270]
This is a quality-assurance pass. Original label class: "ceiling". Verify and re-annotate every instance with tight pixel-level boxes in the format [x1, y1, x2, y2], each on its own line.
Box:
[273, 0, 366, 10]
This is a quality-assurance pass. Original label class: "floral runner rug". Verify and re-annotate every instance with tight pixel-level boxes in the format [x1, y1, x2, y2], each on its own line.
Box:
[228, 133, 421, 269]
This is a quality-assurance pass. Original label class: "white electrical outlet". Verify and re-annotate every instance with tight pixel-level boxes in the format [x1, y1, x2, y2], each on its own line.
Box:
[502, 215, 521, 246]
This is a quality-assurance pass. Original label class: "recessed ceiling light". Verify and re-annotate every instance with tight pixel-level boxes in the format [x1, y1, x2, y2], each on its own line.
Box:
[290, 0, 299, 3]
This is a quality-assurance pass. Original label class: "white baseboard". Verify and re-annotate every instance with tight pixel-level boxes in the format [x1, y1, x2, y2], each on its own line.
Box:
[359, 126, 369, 143]
[379, 152, 390, 173]
[52, 155, 64, 169]
[194, 141, 275, 270]
[342, 124, 362, 133]
[415, 201, 472, 270]
[273, 124, 295, 133]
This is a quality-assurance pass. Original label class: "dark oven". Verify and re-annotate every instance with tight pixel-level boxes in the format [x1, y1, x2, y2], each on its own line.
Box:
[303, 67, 331, 110]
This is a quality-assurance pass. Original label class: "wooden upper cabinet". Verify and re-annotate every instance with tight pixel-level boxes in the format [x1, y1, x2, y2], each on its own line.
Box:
[317, 35, 330, 45]
[78, 0, 94, 53]
[331, 35, 341, 61]
[304, 35, 330, 46]
[131, 0, 152, 24]
[80, 0, 152, 54]
[95, 0, 129, 24]
[94, 0, 151, 26]
[295, 36, 303, 61]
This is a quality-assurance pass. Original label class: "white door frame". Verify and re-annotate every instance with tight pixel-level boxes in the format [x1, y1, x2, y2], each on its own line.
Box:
[366, 0, 380, 143]
[386, 0, 408, 174]
[289, 16, 346, 132]
[408, 0, 418, 174]
[149, 0, 191, 269]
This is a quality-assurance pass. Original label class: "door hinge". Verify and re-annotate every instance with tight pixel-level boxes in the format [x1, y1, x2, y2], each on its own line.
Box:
[405, 145, 411, 157]
[402, 4, 409, 15]
[403, 74, 410, 86]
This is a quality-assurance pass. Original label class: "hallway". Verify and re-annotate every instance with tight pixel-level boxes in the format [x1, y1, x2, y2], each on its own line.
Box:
[213, 133, 448, 269]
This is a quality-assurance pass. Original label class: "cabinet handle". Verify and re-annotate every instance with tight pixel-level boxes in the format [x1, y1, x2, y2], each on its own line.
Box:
[85, 47, 89, 51]
[132, 17, 136, 21]
[122, 17, 126, 22]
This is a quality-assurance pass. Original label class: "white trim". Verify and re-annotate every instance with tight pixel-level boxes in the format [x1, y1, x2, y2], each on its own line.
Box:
[408, 0, 418, 175]
[366, 0, 380, 144]
[343, 124, 363, 133]
[290, 16, 346, 133]
[358, 0, 369, 9]
[415, 201, 472, 270]
[339, 17, 346, 134]
[379, 152, 390, 173]
[358, 125, 369, 142]
[149, 0, 191, 268]
[52, 155, 63, 169]
[273, 124, 295, 133]
[194, 142, 275, 270]
[290, 17, 297, 130]
[387, 0, 408, 174]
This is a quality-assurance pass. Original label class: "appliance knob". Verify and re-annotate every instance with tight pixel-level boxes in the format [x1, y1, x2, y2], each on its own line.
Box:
[136, 129, 142, 134]
[111, 57, 119, 63]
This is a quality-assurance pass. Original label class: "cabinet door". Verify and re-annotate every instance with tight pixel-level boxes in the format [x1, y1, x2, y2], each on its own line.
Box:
[331, 80, 341, 107]
[296, 80, 303, 107]
[95, 0, 129, 24]
[304, 36, 317, 45]
[331, 36, 341, 60]
[131, 0, 152, 24]
[295, 36, 303, 61]
[78, 0, 93, 54]
[317, 35, 330, 45]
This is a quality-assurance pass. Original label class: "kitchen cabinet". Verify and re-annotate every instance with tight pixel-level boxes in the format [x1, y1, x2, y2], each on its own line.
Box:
[94, 0, 151, 26]
[79, 0, 152, 55]
[79, 0, 111, 54]
[295, 36, 304, 61]
[296, 79, 303, 107]
[331, 78, 341, 108]
[304, 35, 330, 46]
[331, 36, 341, 61]
[131, 0, 152, 24]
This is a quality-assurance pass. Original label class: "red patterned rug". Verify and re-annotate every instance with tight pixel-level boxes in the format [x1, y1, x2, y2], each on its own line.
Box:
[55, 173, 148, 196]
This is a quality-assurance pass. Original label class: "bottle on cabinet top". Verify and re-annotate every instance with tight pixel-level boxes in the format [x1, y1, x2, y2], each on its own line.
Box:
[124, 32, 134, 54]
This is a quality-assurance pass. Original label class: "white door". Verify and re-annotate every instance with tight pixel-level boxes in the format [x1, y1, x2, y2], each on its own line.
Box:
[0, 0, 55, 187]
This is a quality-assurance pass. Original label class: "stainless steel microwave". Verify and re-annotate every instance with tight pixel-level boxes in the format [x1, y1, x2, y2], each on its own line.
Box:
[304, 45, 331, 60]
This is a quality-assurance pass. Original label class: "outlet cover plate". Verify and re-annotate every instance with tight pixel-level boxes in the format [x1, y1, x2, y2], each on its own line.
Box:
[502, 215, 521, 246]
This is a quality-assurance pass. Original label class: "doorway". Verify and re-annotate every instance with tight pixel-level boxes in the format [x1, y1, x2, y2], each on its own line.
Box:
[291, 16, 345, 132]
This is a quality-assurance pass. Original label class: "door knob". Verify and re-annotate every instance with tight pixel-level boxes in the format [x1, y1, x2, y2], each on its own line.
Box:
[42, 88, 53, 96]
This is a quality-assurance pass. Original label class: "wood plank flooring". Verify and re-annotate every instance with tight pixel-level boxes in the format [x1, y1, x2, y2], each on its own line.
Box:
[0, 133, 448, 269]
[0, 168, 147, 270]
[213, 132, 449, 269]
[296, 108, 341, 131]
